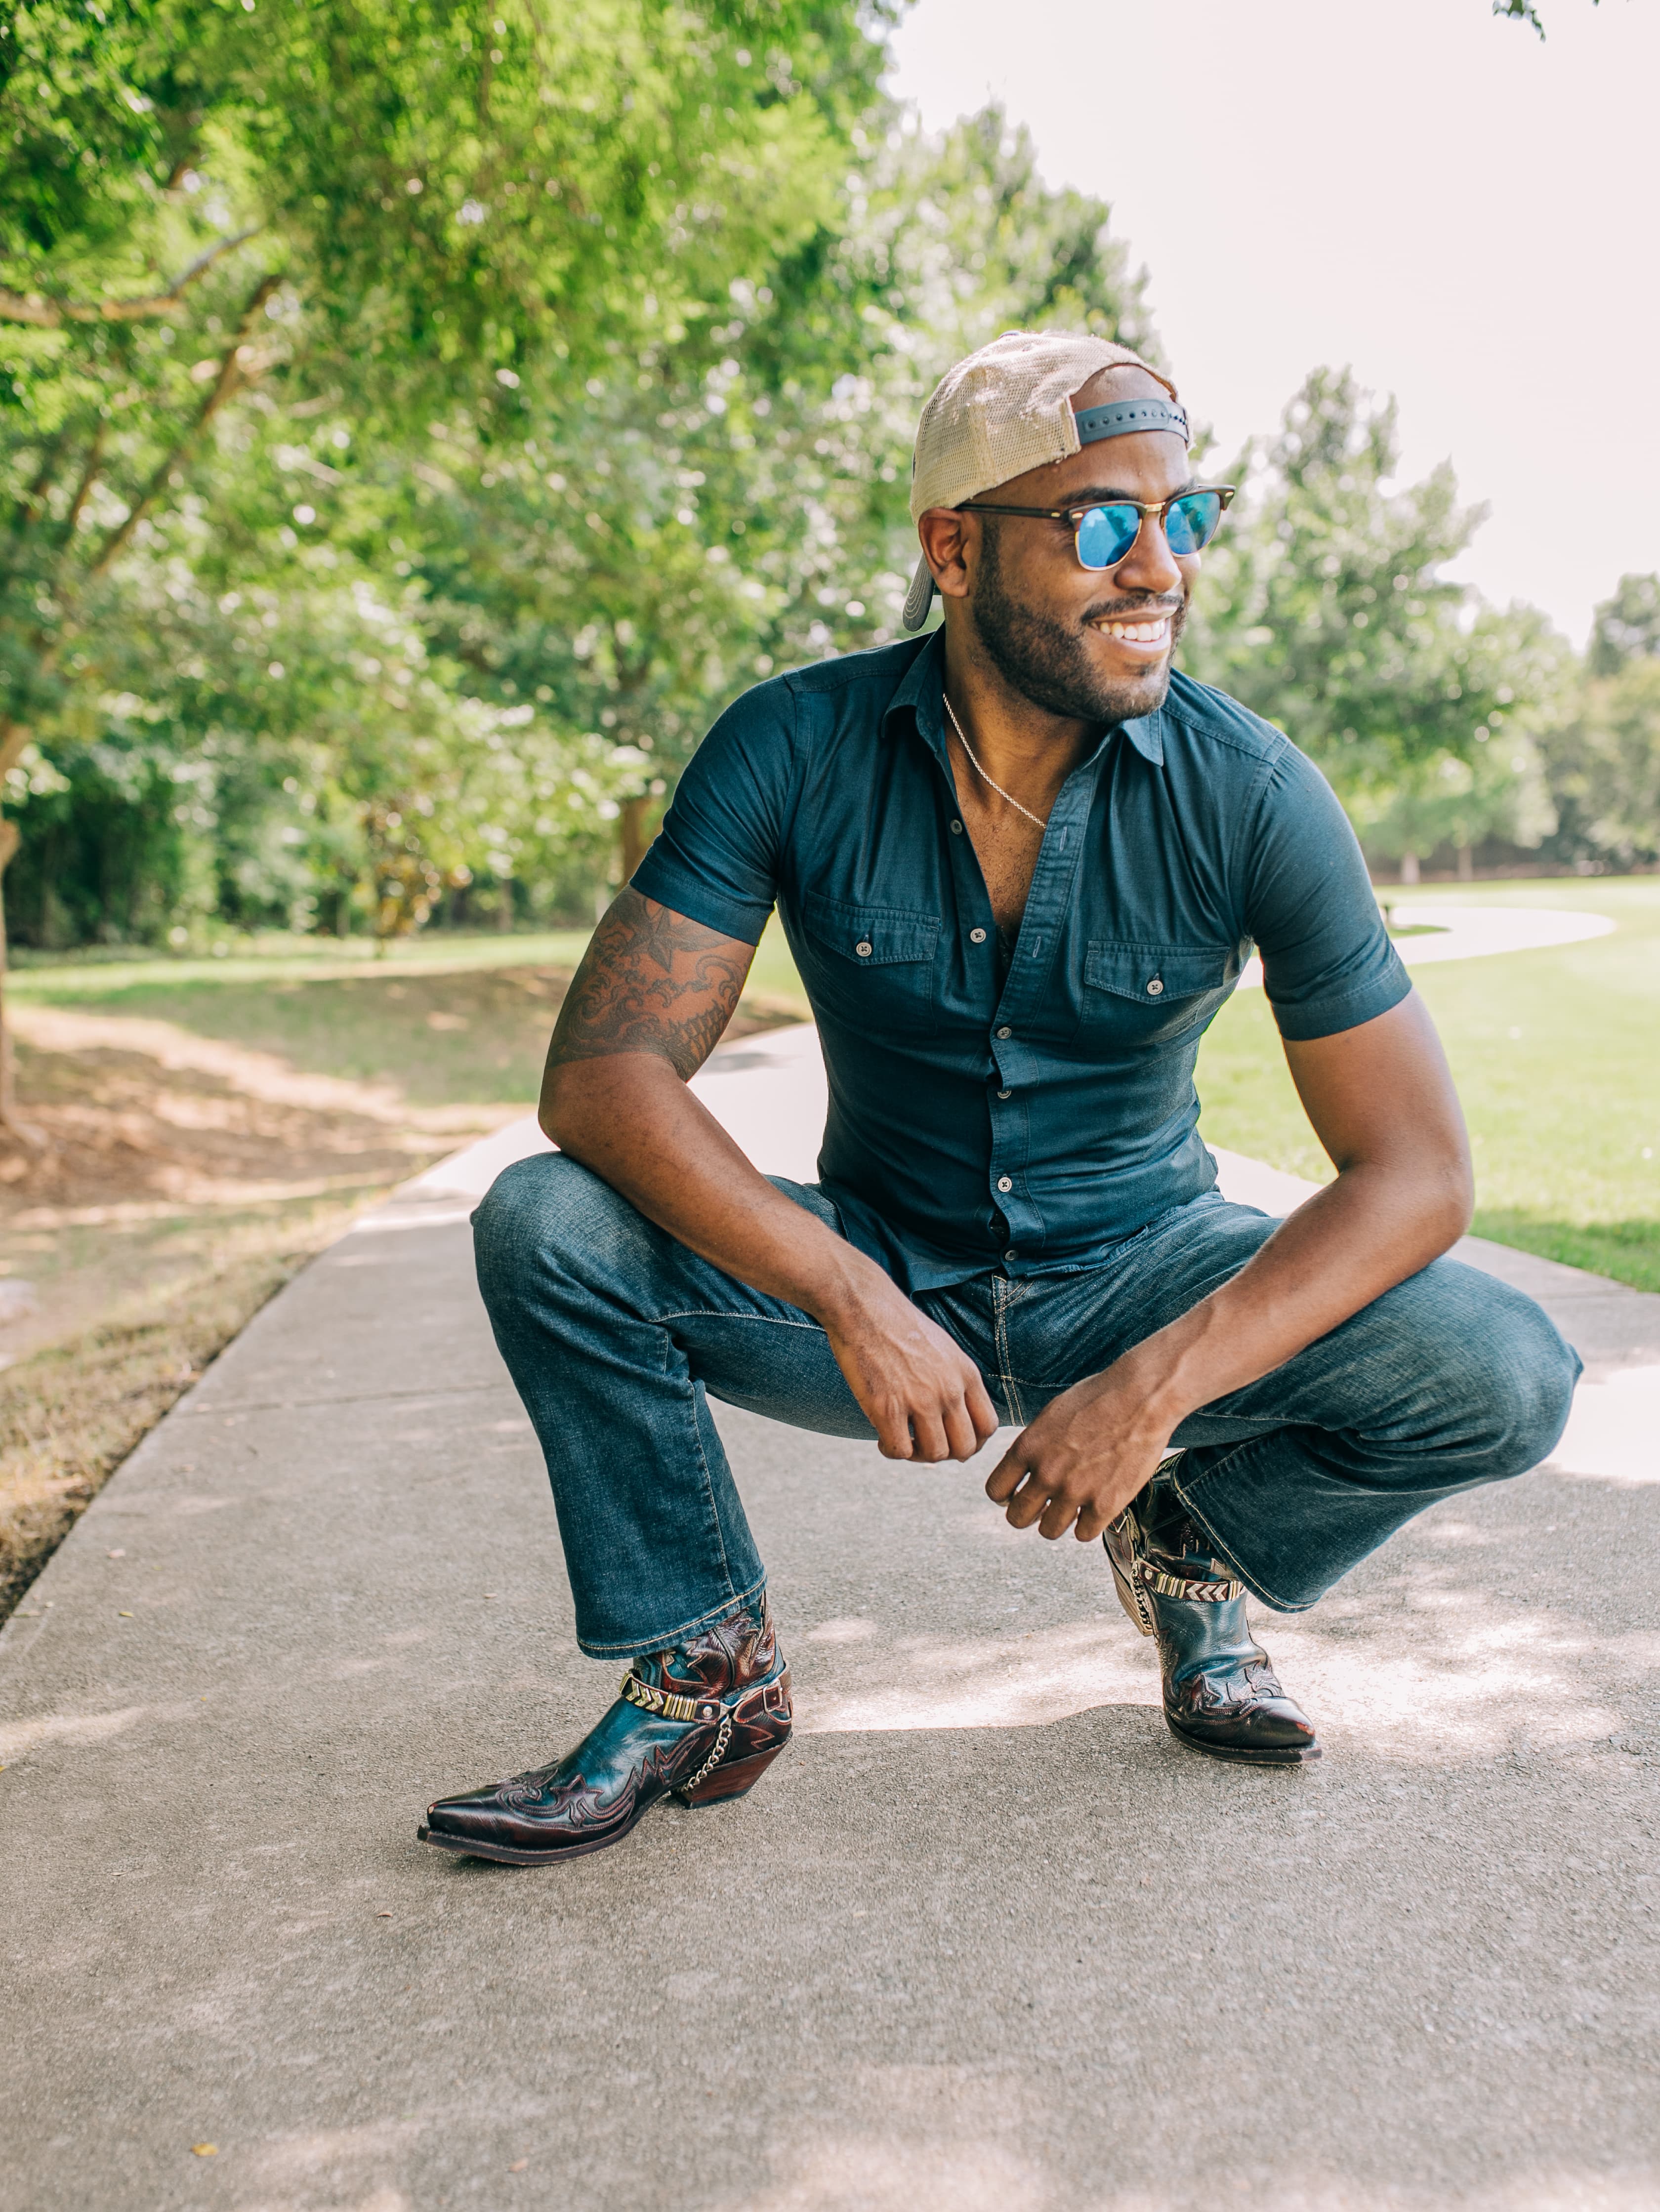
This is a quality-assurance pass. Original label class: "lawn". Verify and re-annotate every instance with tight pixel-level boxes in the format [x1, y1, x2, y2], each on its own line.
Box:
[1194, 878, 1660, 1294]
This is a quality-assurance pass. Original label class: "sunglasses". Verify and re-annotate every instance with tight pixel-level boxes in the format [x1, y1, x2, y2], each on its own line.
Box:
[957, 486, 1236, 571]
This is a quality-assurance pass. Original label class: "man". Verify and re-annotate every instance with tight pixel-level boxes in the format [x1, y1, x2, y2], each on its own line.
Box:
[420, 330, 1578, 1866]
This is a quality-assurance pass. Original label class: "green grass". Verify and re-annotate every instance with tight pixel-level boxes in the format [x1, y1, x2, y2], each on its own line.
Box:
[17, 887, 1653, 1294]
[1195, 878, 1660, 1294]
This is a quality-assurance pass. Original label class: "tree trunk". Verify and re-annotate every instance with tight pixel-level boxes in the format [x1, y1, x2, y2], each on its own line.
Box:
[1399, 851, 1420, 886]
[0, 819, 43, 1149]
[620, 793, 658, 885]
[1456, 841, 1474, 882]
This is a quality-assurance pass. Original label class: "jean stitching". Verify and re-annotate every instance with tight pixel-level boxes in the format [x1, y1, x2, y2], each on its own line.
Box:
[654, 1318, 740, 1607]
[653, 1310, 825, 1332]
[576, 1566, 770, 1657]
[1170, 1447, 1308, 1613]
[994, 1278, 1026, 1426]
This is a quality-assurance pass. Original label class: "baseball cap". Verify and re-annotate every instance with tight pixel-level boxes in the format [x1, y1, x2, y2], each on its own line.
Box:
[902, 329, 1187, 631]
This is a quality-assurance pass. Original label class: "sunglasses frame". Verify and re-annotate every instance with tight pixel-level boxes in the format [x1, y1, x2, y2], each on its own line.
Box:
[956, 485, 1237, 571]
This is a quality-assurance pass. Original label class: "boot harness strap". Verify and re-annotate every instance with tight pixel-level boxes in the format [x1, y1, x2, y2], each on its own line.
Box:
[619, 1675, 725, 1726]
[1138, 1563, 1245, 1604]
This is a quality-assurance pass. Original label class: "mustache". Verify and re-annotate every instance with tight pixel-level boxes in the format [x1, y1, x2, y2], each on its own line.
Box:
[1080, 592, 1187, 625]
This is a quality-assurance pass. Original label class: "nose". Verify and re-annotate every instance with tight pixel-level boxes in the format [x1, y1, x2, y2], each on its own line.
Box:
[1111, 508, 1185, 600]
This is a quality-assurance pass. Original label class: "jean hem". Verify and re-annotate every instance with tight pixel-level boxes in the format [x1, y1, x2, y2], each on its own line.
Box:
[1169, 1452, 1320, 1616]
[574, 1568, 770, 1661]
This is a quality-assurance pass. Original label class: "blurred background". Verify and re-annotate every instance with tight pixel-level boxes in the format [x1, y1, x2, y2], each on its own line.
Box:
[0, 0, 1654, 1606]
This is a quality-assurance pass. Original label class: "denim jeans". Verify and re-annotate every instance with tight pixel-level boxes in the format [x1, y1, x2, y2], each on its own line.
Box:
[472, 1156, 1581, 1658]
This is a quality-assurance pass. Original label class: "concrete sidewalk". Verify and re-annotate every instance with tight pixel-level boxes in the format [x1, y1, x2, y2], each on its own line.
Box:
[2, 1028, 1658, 2212]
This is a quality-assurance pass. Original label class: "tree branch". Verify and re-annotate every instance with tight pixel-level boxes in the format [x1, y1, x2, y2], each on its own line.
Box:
[60, 424, 107, 545]
[88, 272, 282, 577]
[0, 229, 263, 328]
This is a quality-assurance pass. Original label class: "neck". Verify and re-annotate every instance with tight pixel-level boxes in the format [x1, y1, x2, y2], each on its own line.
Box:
[939, 615, 1096, 803]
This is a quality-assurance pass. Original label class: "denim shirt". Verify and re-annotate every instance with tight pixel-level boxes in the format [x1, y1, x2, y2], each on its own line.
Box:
[633, 630, 1408, 1291]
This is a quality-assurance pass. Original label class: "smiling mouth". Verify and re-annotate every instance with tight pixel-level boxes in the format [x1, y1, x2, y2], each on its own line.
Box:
[1092, 614, 1172, 648]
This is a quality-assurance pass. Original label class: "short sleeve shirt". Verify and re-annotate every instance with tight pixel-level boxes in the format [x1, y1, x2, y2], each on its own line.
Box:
[633, 630, 1409, 1292]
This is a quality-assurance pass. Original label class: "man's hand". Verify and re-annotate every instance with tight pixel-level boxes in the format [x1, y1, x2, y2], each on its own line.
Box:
[822, 1272, 999, 1463]
[542, 889, 996, 1468]
[984, 1358, 1173, 1541]
[986, 993, 1476, 1546]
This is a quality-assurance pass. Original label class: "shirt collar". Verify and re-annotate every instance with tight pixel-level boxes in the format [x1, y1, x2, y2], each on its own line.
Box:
[881, 626, 1164, 768]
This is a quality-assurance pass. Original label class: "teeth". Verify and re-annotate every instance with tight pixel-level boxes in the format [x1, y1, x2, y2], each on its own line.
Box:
[1098, 617, 1170, 643]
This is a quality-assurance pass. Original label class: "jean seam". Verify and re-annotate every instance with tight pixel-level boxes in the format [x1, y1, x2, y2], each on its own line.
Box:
[654, 1317, 741, 1610]
[1170, 1446, 1312, 1613]
[654, 1310, 824, 1332]
[994, 1278, 1026, 1426]
[575, 1566, 770, 1658]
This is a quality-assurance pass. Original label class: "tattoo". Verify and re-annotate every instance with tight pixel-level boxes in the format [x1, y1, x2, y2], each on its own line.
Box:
[547, 888, 754, 1081]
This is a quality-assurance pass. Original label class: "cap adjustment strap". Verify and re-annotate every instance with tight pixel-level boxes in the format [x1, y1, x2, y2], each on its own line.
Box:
[1073, 396, 1190, 447]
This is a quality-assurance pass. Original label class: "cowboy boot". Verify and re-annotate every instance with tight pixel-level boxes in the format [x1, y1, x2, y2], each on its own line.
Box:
[1104, 1454, 1320, 1765]
[418, 1595, 791, 1865]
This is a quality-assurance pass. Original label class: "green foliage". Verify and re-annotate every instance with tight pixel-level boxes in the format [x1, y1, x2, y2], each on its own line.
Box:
[1182, 369, 1508, 809]
[1587, 572, 1660, 677]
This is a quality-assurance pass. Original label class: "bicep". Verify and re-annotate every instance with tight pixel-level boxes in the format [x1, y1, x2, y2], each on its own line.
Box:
[544, 889, 757, 1088]
[1282, 992, 1469, 1177]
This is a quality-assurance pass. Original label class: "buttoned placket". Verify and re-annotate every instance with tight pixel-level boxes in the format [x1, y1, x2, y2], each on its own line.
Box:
[927, 707, 1110, 1276]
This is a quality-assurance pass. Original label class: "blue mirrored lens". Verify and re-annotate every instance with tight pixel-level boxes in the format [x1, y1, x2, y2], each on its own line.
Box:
[1164, 491, 1223, 557]
[1075, 504, 1141, 571]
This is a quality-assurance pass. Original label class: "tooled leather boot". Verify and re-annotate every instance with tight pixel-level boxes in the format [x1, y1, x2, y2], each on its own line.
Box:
[418, 1596, 791, 1864]
[1104, 1454, 1320, 1765]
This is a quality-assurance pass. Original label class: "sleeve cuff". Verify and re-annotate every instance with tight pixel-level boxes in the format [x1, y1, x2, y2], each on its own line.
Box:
[629, 850, 774, 947]
[1267, 951, 1412, 1042]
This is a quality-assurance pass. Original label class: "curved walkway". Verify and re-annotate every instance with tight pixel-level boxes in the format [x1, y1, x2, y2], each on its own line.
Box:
[1237, 900, 1613, 987]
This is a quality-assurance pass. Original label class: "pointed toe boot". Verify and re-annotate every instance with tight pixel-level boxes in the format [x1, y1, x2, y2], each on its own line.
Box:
[418, 1595, 791, 1865]
[1105, 1456, 1321, 1766]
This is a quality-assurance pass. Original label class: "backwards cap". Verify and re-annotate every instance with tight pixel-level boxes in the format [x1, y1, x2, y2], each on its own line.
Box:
[902, 329, 1186, 630]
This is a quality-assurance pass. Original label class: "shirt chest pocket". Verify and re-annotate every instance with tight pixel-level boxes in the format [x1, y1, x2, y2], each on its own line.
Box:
[1074, 941, 1237, 1053]
[796, 892, 941, 1038]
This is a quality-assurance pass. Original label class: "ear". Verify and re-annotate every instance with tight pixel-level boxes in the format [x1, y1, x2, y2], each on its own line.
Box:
[916, 506, 977, 603]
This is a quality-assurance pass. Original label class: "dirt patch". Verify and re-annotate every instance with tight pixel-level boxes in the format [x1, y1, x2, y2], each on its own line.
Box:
[0, 961, 790, 1621]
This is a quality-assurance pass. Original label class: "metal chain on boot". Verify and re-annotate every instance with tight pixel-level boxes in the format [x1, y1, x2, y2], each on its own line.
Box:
[671, 1712, 734, 1804]
[619, 1671, 736, 1803]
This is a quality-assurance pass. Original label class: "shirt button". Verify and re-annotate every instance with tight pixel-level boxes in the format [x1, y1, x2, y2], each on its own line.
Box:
[969, 927, 987, 944]
[1146, 978, 1164, 996]
[1004, 1248, 1019, 1263]
[855, 940, 873, 958]
[996, 1025, 1012, 1039]
[950, 819, 964, 835]
[996, 1175, 1013, 1193]
[997, 1088, 1012, 1101]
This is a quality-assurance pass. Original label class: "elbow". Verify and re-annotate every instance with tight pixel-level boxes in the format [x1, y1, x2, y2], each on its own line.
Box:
[1427, 1151, 1476, 1251]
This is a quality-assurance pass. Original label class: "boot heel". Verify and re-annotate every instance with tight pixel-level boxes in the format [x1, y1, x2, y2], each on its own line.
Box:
[681, 1736, 789, 1806]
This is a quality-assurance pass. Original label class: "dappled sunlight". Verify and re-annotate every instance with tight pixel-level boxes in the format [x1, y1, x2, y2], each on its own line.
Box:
[796, 1615, 1157, 1735]
[0, 1699, 197, 1763]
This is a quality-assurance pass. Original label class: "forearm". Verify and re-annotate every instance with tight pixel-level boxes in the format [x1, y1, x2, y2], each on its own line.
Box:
[542, 1054, 884, 1325]
[1119, 1155, 1473, 1431]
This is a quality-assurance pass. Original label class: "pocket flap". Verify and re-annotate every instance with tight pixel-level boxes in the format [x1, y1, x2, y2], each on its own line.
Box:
[1084, 941, 1234, 1002]
[801, 892, 940, 967]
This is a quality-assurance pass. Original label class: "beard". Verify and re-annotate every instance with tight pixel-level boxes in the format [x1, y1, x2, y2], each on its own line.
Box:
[972, 519, 1187, 726]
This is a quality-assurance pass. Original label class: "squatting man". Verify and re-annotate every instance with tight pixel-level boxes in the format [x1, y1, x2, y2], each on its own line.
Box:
[419, 331, 1578, 1865]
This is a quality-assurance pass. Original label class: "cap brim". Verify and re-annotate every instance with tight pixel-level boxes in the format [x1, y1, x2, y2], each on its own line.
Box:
[901, 552, 936, 632]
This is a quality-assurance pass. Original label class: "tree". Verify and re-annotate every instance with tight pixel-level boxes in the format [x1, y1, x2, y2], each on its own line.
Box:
[0, 0, 887, 1126]
[1181, 368, 1512, 851]
[1588, 572, 1660, 678]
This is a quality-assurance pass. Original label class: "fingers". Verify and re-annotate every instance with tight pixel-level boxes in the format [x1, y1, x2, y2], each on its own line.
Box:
[908, 1405, 952, 1463]
[984, 1441, 1028, 1503]
[966, 1373, 1000, 1448]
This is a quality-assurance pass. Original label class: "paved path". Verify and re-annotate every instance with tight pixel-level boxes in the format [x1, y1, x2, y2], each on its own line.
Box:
[2, 1027, 1657, 2212]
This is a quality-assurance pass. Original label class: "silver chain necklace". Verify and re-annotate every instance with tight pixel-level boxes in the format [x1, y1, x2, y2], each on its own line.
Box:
[942, 693, 1047, 830]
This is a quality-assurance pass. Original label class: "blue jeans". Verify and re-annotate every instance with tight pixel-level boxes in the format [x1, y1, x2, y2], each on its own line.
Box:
[472, 1157, 1581, 1657]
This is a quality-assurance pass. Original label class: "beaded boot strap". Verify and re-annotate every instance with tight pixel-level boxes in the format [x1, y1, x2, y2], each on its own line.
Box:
[1138, 1561, 1244, 1604]
[618, 1674, 726, 1726]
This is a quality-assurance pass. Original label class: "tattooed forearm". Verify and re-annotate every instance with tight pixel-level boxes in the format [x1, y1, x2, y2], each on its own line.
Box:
[546, 889, 755, 1082]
